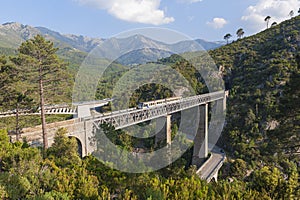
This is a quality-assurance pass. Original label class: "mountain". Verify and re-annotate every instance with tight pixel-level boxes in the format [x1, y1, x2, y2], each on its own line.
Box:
[195, 39, 225, 50]
[0, 22, 104, 53]
[36, 26, 104, 52]
[94, 34, 224, 65]
[208, 16, 300, 164]
[0, 22, 224, 66]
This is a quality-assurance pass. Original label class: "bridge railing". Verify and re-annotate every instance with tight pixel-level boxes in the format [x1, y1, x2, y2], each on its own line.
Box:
[0, 104, 77, 118]
[88, 90, 225, 129]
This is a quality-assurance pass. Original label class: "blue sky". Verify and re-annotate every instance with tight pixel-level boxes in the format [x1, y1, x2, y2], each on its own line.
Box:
[0, 0, 299, 41]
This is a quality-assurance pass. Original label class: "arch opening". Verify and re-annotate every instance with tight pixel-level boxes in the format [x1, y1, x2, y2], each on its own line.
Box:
[68, 136, 83, 158]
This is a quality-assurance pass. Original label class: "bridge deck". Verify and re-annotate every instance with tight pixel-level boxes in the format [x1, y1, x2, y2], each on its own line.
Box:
[197, 145, 226, 182]
[89, 90, 226, 130]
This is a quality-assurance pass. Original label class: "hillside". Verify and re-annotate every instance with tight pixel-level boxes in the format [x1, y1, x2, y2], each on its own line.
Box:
[208, 16, 299, 168]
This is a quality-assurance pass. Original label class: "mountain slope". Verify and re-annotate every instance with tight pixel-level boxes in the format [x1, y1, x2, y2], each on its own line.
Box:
[36, 26, 104, 52]
[0, 22, 39, 49]
[209, 16, 300, 163]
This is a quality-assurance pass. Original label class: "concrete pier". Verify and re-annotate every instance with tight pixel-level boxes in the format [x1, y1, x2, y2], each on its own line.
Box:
[192, 103, 208, 166]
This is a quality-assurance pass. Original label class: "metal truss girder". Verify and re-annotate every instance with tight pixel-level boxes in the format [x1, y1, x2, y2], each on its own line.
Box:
[90, 90, 225, 130]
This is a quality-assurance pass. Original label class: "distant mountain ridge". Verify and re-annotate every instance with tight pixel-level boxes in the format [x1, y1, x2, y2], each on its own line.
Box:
[0, 22, 104, 52]
[0, 22, 224, 55]
[36, 26, 104, 52]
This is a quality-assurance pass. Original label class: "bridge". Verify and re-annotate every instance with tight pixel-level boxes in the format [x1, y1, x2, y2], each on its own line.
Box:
[196, 145, 226, 182]
[0, 104, 76, 118]
[7, 90, 228, 180]
[0, 99, 112, 118]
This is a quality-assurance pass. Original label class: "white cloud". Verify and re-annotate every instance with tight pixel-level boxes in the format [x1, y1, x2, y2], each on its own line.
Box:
[75, 0, 174, 25]
[206, 18, 228, 29]
[242, 0, 300, 32]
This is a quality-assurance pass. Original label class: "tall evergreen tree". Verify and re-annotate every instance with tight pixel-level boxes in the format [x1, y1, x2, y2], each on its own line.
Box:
[264, 16, 271, 29]
[47, 128, 81, 167]
[0, 56, 34, 140]
[236, 28, 245, 39]
[224, 33, 232, 44]
[271, 22, 277, 27]
[289, 10, 294, 18]
[15, 35, 68, 149]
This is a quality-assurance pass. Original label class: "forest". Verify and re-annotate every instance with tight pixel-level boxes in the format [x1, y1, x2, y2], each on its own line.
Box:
[0, 16, 299, 200]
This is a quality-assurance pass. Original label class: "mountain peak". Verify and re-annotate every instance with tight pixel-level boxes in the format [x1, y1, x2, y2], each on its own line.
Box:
[1, 22, 26, 31]
[0, 21, 224, 58]
[0, 22, 40, 47]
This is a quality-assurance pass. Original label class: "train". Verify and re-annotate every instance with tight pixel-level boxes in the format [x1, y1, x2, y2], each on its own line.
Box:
[137, 96, 182, 109]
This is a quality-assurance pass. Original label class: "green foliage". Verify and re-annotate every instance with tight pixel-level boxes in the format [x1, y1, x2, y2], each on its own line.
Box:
[0, 35, 73, 148]
[249, 166, 286, 199]
[33, 191, 70, 200]
[0, 55, 35, 138]
[0, 129, 100, 199]
[95, 62, 129, 100]
[47, 128, 82, 167]
[224, 33, 232, 44]
[0, 125, 299, 199]
[228, 159, 248, 180]
[266, 54, 300, 158]
[15, 34, 71, 104]
[216, 16, 300, 167]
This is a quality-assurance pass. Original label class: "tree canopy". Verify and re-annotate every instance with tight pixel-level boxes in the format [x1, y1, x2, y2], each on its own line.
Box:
[13, 35, 69, 149]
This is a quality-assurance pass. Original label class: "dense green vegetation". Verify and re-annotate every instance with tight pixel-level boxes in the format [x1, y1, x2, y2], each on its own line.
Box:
[0, 16, 299, 199]
[0, 128, 298, 199]
[210, 16, 300, 199]
[211, 16, 299, 165]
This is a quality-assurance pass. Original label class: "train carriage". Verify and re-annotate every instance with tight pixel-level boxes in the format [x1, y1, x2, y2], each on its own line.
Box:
[137, 96, 181, 109]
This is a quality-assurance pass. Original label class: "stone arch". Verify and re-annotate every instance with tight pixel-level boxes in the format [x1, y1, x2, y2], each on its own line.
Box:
[68, 136, 83, 157]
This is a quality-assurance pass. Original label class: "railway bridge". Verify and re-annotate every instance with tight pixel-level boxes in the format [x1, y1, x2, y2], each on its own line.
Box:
[6, 90, 228, 178]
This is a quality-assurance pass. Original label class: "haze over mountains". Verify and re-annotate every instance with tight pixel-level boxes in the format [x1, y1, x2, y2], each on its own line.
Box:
[0, 22, 224, 65]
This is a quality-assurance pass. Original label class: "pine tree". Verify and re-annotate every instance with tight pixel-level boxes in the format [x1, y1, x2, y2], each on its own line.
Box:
[0, 56, 34, 140]
[14, 35, 68, 149]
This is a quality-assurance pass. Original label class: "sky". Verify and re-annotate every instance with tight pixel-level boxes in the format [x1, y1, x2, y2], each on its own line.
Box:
[0, 0, 299, 42]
